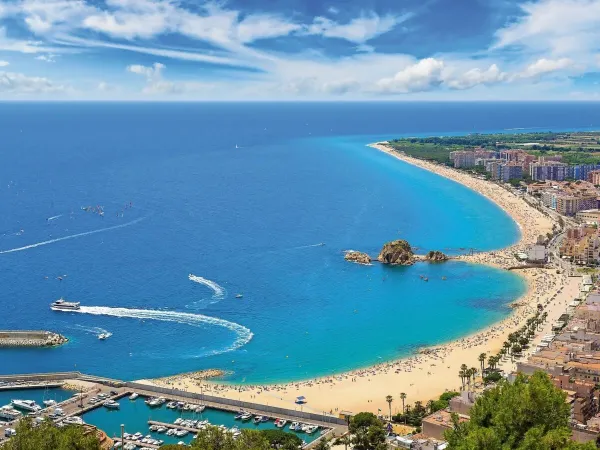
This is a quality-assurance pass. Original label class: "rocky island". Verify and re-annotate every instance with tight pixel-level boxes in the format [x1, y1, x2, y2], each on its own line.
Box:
[377, 239, 415, 265]
[344, 251, 372, 265]
[344, 240, 449, 266]
[0, 330, 68, 348]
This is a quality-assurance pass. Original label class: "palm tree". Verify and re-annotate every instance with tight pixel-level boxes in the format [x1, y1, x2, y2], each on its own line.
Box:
[385, 395, 393, 420]
[336, 435, 351, 450]
[459, 369, 465, 390]
[471, 367, 478, 384]
[478, 353, 487, 373]
[426, 400, 434, 414]
[400, 393, 407, 423]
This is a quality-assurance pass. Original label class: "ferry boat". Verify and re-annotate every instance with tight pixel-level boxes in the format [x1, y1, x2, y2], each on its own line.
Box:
[11, 399, 41, 412]
[50, 298, 81, 311]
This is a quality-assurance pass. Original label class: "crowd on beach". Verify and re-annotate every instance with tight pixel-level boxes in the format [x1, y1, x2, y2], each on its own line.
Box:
[145, 143, 571, 413]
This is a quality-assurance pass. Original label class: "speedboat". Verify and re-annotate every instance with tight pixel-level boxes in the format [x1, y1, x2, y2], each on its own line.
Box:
[240, 412, 252, 421]
[50, 298, 81, 311]
[234, 412, 244, 420]
[253, 415, 262, 424]
[275, 419, 287, 428]
[103, 400, 120, 409]
[129, 393, 139, 400]
[11, 399, 41, 412]
[175, 429, 189, 437]
[306, 425, 319, 434]
[195, 405, 206, 413]
[166, 429, 175, 436]
[98, 333, 110, 340]
[156, 427, 167, 433]
[289, 421, 299, 431]
[43, 399, 57, 407]
[235, 294, 243, 299]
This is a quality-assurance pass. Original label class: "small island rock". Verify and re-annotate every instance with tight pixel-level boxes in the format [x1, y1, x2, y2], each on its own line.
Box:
[345, 251, 372, 265]
[378, 240, 414, 265]
[424, 250, 449, 262]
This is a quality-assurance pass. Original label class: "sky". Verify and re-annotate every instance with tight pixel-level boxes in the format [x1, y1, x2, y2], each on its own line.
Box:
[0, 0, 599, 100]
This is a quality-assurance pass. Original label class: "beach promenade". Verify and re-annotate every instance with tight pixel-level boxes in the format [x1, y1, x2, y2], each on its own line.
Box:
[139, 141, 572, 417]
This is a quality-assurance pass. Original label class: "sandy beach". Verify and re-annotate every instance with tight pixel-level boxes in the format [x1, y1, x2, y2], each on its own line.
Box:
[138, 141, 576, 417]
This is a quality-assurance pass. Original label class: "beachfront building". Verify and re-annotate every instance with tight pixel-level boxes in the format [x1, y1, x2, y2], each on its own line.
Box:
[500, 163, 523, 183]
[485, 160, 502, 180]
[450, 151, 475, 169]
[422, 410, 469, 440]
[552, 375, 597, 424]
[530, 162, 570, 181]
[577, 210, 600, 225]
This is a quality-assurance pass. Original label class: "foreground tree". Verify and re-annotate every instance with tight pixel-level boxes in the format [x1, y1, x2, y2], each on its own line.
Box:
[0, 418, 101, 450]
[348, 412, 387, 450]
[445, 372, 596, 450]
[188, 426, 301, 450]
[385, 395, 393, 420]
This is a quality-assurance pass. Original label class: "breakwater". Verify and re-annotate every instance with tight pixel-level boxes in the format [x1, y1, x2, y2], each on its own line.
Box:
[0, 330, 68, 347]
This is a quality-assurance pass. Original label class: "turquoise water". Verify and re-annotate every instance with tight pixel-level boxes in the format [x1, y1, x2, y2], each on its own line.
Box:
[81, 397, 320, 445]
[0, 388, 74, 420]
[1, 102, 587, 383]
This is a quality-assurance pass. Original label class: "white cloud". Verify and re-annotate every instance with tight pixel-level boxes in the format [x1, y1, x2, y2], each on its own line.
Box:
[519, 58, 573, 78]
[127, 62, 165, 78]
[236, 15, 301, 43]
[126, 61, 212, 95]
[376, 58, 445, 93]
[445, 64, 507, 90]
[306, 13, 408, 43]
[0, 60, 9, 67]
[35, 53, 57, 63]
[0, 70, 66, 94]
[494, 0, 600, 56]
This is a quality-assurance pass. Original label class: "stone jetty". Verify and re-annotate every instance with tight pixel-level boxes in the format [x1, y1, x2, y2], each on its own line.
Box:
[0, 330, 68, 348]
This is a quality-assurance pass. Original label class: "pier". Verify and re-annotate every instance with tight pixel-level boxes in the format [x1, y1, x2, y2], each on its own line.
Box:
[0, 330, 68, 348]
[112, 437, 160, 449]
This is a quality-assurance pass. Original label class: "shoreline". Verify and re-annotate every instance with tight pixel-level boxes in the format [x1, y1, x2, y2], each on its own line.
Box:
[138, 141, 571, 416]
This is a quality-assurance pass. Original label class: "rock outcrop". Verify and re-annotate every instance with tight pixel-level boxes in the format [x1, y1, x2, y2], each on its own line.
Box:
[377, 240, 414, 265]
[424, 250, 449, 262]
[344, 251, 372, 265]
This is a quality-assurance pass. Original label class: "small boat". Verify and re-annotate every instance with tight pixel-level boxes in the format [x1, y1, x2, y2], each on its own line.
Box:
[195, 405, 206, 413]
[275, 419, 287, 428]
[166, 429, 175, 436]
[98, 333, 110, 340]
[235, 294, 243, 299]
[423, 277, 428, 282]
[103, 400, 120, 409]
[253, 415, 262, 424]
[260, 416, 269, 423]
[156, 427, 167, 433]
[175, 429, 189, 437]
[62, 416, 83, 425]
[129, 393, 139, 400]
[306, 425, 319, 434]
[43, 400, 57, 407]
[290, 421, 299, 431]
[234, 412, 244, 420]
[166, 401, 177, 409]
[241, 412, 252, 421]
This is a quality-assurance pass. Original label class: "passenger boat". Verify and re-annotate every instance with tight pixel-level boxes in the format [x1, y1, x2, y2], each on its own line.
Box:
[11, 399, 41, 412]
[50, 298, 81, 311]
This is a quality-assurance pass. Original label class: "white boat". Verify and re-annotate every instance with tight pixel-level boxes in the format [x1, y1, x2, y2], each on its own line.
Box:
[43, 400, 57, 407]
[195, 405, 206, 413]
[166, 429, 175, 436]
[306, 425, 319, 434]
[103, 400, 120, 409]
[166, 401, 177, 409]
[289, 421, 299, 431]
[50, 298, 81, 311]
[129, 393, 139, 400]
[235, 294, 243, 298]
[98, 333, 109, 340]
[175, 429, 189, 437]
[240, 412, 252, 421]
[156, 427, 167, 433]
[275, 418, 287, 428]
[63, 416, 84, 425]
[0, 405, 22, 420]
[11, 399, 41, 412]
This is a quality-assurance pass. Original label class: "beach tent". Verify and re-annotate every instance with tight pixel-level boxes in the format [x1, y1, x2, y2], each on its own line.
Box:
[295, 396, 307, 404]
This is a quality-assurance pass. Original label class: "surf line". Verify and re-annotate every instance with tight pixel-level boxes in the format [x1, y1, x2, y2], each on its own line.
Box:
[71, 306, 253, 354]
[0, 216, 147, 254]
[188, 274, 226, 299]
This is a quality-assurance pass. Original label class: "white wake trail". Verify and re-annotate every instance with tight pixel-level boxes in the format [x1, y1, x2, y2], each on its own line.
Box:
[188, 274, 226, 299]
[0, 216, 147, 254]
[47, 215, 63, 221]
[70, 306, 253, 355]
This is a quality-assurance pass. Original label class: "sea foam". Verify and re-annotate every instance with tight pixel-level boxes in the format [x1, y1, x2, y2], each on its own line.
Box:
[188, 274, 226, 299]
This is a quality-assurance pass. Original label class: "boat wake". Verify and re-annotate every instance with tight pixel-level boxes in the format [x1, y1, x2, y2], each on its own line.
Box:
[47, 215, 63, 222]
[72, 324, 111, 338]
[0, 216, 147, 254]
[188, 274, 226, 299]
[71, 306, 253, 355]
[290, 243, 325, 250]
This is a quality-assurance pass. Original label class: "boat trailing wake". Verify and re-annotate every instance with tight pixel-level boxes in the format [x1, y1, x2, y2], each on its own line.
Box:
[70, 306, 253, 355]
[188, 274, 226, 299]
[72, 324, 111, 338]
[47, 215, 63, 222]
[0, 216, 147, 254]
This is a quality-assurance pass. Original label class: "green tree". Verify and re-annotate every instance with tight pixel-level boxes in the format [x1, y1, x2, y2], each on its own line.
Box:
[334, 434, 351, 450]
[0, 418, 101, 450]
[190, 425, 237, 449]
[385, 395, 393, 420]
[258, 429, 302, 448]
[313, 438, 331, 450]
[349, 412, 387, 450]
[400, 393, 407, 422]
[445, 372, 596, 450]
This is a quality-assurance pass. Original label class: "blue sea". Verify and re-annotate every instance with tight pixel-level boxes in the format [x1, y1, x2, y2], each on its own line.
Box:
[1, 102, 598, 383]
